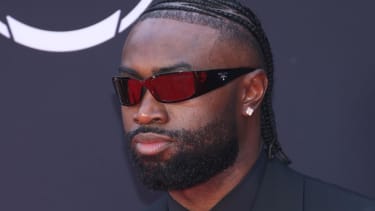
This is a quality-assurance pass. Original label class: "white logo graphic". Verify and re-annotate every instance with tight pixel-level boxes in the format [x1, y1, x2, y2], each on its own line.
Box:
[0, 0, 152, 52]
[218, 72, 228, 81]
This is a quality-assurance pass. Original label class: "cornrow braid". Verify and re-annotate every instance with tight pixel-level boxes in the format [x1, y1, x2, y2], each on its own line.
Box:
[139, 0, 291, 164]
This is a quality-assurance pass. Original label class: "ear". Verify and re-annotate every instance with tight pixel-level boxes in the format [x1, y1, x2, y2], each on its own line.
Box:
[240, 69, 268, 117]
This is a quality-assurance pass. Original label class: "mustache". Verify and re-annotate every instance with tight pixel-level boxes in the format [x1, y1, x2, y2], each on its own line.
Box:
[125, 126, 182, 142]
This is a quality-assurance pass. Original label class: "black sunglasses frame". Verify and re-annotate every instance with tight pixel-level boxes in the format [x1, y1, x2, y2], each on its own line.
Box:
[112, 67, 258, 106]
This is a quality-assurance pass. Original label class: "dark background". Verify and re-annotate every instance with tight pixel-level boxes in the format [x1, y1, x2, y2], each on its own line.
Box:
[0, 0, 374, 210]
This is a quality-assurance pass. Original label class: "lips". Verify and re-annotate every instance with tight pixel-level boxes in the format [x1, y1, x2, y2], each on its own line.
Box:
[132, 133, 174, 156]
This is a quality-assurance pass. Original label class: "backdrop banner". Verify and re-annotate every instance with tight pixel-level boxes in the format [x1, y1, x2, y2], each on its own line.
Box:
[1, 0, 374, 210]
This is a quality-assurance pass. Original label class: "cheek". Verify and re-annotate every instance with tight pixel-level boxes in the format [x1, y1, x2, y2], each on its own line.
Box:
[167, 87, 238, 130]
[167, 106, 209, 130]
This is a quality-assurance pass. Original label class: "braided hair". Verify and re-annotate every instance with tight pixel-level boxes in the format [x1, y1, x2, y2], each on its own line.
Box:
[137, 0, 291, 164]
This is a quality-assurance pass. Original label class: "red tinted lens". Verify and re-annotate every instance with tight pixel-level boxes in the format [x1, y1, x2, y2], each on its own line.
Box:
[126, 79, 143, 105]
[114, 78, 143, 105]
[148, 72, 196, 102]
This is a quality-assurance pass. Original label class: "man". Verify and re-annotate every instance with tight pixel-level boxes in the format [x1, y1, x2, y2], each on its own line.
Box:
[112, 0, 375, 210]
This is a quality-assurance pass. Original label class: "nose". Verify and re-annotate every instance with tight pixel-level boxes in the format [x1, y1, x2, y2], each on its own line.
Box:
[132, 91, 169, 125]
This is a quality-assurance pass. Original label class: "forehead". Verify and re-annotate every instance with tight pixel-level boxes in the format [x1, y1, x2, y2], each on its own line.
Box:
[121, 18, 254, 76]
[122, 18, 218, 71]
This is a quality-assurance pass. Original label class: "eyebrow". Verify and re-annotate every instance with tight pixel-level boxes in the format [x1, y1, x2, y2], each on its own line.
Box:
[118, 67, 138, 77]
[155, 62, 193, 75]
[118, 62, 193, 78]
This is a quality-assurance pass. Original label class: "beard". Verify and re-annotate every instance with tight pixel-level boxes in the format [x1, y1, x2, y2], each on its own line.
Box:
[125, 119, 239, 191]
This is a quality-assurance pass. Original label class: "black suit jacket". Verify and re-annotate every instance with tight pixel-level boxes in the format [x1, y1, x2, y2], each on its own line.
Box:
[146, 160, 375, 211]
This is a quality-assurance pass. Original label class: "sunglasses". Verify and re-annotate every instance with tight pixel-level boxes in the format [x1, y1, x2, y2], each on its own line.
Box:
[112, 67, 257, 106]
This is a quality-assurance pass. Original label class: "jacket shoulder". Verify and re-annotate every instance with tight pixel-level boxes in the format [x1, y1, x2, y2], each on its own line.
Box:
[253, 159, 375, 211]
[304, 176, 375, 211]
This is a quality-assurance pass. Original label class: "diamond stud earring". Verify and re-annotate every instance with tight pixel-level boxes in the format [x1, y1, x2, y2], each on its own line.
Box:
[246, 107, 254, 116]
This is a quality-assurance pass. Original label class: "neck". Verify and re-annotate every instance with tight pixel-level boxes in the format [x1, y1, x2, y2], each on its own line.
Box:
[169, 116, 261, 211]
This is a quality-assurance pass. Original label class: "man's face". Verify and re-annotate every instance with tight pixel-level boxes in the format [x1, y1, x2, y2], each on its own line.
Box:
[120, 18, 254, 190]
